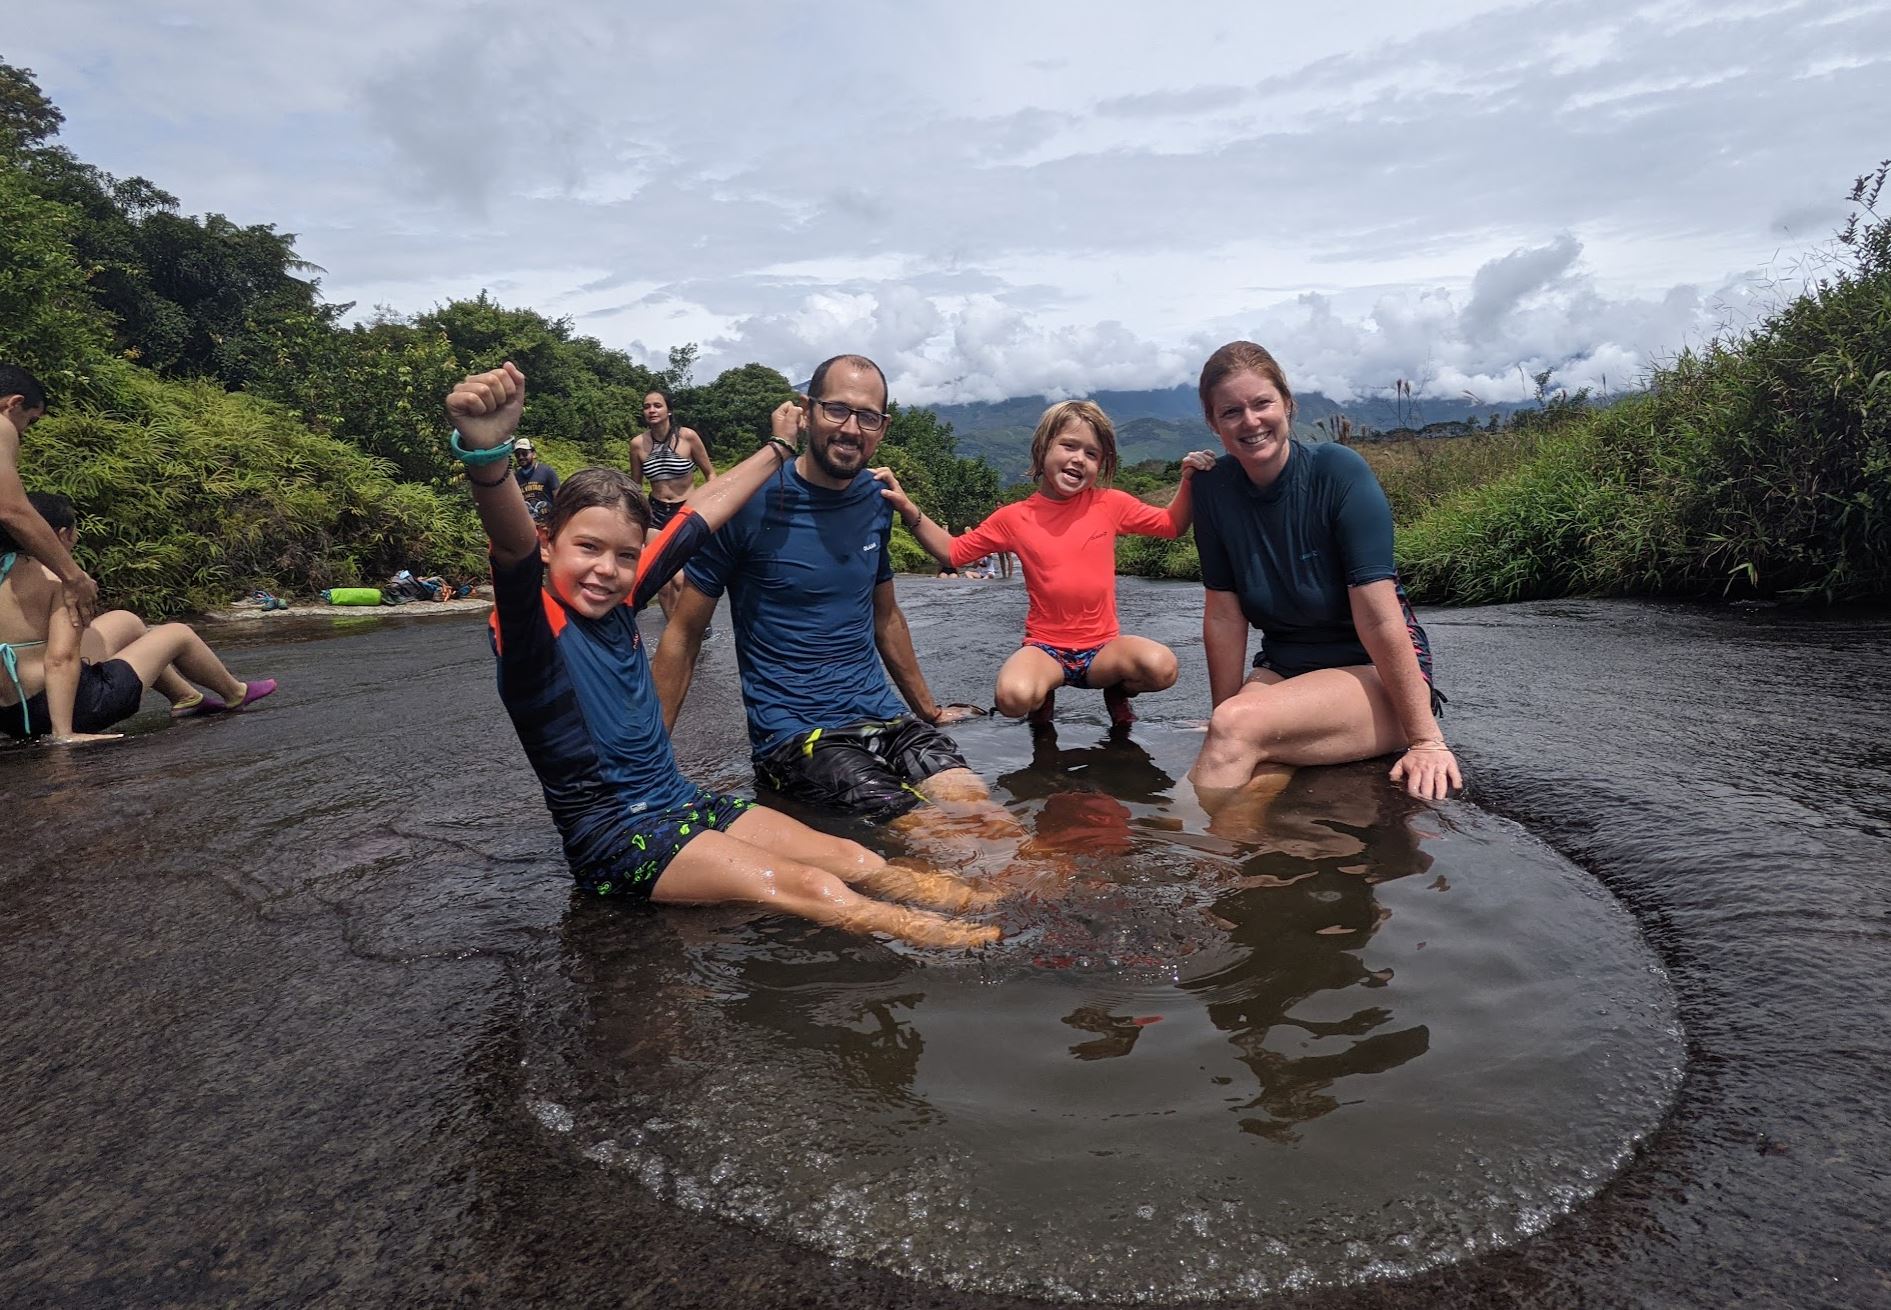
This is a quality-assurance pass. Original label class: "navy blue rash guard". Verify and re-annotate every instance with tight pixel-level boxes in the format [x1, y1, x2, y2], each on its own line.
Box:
[1193, 440, 1433, 677]
[684, 463, 907, 757]
[489, 506, 709, 879]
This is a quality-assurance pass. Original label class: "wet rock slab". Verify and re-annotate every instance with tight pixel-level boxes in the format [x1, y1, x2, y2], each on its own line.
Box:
[2, 582, 1888, 1308]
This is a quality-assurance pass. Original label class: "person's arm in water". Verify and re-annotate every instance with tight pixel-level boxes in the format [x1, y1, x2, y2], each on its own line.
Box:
[40, 575, 117, 745]
[0, 431, 96, 628]
[1351, 582, 1461, 800]
[871, 468, 956, 566]
[652, 581, 716, 731]
[1202, 588, 1250, 709]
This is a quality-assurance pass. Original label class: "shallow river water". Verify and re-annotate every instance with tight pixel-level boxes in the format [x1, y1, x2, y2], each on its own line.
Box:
[2, 578, 1887, 1308]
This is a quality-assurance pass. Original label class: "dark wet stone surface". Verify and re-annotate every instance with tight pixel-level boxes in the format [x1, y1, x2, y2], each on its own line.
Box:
[2, 582, 1887, 1308]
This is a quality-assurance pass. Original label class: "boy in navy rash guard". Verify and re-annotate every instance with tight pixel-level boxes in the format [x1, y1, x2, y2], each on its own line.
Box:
[446, 362, 998, 949]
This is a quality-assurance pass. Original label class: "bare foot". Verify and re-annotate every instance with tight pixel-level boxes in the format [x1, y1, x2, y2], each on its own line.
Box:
[855, 859, 1006, 911]
[1104, 684, 1136, 727]
[835, 901, 1002, 949]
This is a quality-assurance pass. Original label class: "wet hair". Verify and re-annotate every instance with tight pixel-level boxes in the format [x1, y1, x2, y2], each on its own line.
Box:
[0, 364, 48, 414]
[543, 467, 651, 540]
[1197, 341, 1295, 426]
[1029, 399, 1119, 483]
[807, 354, 888, 409]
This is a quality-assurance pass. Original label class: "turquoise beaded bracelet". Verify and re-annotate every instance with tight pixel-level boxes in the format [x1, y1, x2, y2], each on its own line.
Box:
[450, 430, 517, 466]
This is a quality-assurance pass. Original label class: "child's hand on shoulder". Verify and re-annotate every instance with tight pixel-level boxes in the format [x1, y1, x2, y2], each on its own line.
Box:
[1181, 449, 1217, 478]
[872, 467, 918, 521]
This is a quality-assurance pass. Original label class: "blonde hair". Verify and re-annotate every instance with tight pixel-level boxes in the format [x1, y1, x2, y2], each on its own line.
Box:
[1029, 399, 1119, 483]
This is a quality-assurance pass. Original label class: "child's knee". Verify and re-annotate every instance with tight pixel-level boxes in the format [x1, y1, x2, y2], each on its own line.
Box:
[1143, 646, 1178, 688]
[994, 679, 1041, 717]
[775, 863, 852, 908]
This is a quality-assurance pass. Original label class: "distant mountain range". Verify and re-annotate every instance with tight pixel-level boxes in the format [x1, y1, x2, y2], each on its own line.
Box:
[926, 385, 1536, 482]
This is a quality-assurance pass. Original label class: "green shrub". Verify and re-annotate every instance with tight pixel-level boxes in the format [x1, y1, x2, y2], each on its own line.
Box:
[23, 360, 485, 615]
[1398, 168, 1891, 604]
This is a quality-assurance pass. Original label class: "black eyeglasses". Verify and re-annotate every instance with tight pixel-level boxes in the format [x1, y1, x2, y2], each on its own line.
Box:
[813, 400, 887, 433]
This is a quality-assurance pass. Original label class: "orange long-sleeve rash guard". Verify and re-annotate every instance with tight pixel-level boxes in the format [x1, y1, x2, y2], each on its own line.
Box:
[949, 487, 1177, 648]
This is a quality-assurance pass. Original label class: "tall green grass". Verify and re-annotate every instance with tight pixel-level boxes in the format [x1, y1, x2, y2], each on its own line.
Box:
[1400, 168, 1891, 604]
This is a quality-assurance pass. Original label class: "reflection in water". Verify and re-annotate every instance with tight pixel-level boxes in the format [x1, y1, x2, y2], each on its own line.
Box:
[519, 725, 1682, 1302]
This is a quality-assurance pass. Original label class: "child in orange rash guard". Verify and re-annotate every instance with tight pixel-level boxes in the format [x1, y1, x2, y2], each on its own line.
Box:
[876, 400, 1217, 727]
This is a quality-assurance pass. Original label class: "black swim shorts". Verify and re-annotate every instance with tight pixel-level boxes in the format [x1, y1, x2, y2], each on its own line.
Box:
[1, 658, 145, 739]
[575, 788, 753, 900]
[647, 498, 683, 530]
[754, 716, 970, 823]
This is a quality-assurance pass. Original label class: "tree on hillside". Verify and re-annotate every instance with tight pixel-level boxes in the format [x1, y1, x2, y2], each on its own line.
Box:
[677, 362, 797, 461]
[879, 402, 1000, 531]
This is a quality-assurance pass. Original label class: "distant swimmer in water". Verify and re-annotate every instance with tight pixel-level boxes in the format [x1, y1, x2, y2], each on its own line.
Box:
[0, 493, 276, 744]
[447, 362, 998, 949]
[877, 399, 1218, 729]
[1186, 341, 1460, 807]
[627, 389, 714, 617]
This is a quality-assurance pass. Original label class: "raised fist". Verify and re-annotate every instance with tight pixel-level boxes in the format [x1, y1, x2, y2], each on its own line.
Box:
[446, 362, 527, 449]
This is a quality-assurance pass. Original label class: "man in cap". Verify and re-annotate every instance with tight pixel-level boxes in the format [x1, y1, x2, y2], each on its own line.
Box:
[511, 437, 561, 523]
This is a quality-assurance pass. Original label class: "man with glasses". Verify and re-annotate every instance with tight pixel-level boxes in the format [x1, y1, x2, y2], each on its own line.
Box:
[653, 354, 990, 827]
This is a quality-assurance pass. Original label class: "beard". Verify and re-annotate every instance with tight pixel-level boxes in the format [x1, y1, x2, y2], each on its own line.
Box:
[809, 430, 867, 481]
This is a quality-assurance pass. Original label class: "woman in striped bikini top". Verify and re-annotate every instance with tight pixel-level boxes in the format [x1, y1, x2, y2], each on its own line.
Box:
[631, 390, 715, 515]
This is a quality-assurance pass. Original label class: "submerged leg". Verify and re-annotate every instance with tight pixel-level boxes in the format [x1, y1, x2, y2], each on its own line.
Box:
[724, 805, 1002, 911]
[652, 829, 999, 949]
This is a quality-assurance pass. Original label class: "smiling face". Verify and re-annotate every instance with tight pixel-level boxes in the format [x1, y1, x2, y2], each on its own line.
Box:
[1036, 419, 1105, 499]
[1207, 369, 1295, 486]
[539, 504, 647, 619]
[805, 361, 888, 485]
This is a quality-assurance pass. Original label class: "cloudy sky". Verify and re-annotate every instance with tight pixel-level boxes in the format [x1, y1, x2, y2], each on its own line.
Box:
[15, 1, 1889, 403]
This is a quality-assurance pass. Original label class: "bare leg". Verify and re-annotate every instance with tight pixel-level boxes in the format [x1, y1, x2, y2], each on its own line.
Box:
[725, 805, 1001, 911]
[892, 766, 1073, 896]
[111, 623, 248, 705]
[994, 645, 1064, 720]
[82, 611, 196, 704]
[1084, 634, 1179, 725]
[650, 830, 999, 949]
[1191, 665, 1407, 787]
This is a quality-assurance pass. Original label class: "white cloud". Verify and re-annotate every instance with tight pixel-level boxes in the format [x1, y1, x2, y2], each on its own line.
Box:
[8, 0, 1890, 404]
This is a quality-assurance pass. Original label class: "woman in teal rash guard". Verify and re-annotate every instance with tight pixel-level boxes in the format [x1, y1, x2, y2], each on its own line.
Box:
[1186, 341, 1462, 803]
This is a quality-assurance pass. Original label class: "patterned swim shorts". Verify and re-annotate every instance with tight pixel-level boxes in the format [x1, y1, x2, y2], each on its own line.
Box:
[1027, 641, 1106, 688]
[578, 789, 753, 899]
